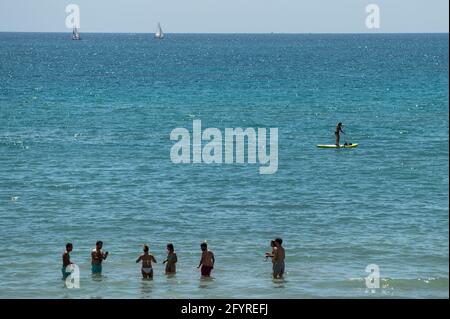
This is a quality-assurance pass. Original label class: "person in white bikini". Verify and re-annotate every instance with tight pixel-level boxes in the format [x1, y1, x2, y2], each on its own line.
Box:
[136, 244, 157, 279]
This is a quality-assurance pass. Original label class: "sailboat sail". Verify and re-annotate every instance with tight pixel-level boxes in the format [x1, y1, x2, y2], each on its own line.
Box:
[72, 27, 81, 40]
[155, 23, 164, 39]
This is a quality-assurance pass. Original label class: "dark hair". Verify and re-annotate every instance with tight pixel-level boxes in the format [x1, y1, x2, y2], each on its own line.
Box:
[66, 243, 73, 249]
[200, 242, 207, 248]
[167, 243, 174, 251]
[338, 122, 342, 126]
[96, 241, 103, 246]
[274, 238, 283, 245]
[143, 244, 149, 252]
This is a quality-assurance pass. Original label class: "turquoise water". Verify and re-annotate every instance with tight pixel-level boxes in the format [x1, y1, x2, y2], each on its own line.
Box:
[0, 33, 448, 298]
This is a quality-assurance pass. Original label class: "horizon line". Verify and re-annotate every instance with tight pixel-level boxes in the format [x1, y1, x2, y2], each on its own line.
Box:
[0, 31, 449, 35]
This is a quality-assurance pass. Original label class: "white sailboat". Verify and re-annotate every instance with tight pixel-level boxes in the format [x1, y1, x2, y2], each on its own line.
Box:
[154, 23, 164, 39]
[72, 27, 81, 40]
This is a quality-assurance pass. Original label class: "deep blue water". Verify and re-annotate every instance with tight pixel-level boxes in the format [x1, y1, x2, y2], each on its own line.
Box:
[0, 33, 448, 298]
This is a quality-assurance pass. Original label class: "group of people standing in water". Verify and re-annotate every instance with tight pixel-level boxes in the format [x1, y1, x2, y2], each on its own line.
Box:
[60, 124, 341, 283]
[135, 243, 178, 278]
[62, 238, 285, 281]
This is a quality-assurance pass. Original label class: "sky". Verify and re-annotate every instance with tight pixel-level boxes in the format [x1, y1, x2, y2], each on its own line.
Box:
[0, 0, 448, 33]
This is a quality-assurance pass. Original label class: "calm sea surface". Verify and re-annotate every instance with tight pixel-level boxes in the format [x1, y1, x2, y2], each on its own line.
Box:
[0, 33, 448, 298]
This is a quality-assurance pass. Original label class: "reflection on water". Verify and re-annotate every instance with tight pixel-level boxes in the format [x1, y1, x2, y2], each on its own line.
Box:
[164, 273, 182, 297]
[272, 278, 287, 288]
[91, 273, 104, 282]
[199, 276, 215, 289]
[165, 273, 177, 284]
[140, 279, 153, 298]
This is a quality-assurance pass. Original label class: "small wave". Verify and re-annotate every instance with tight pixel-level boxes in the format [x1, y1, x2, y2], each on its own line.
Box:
[0, 138, 27, 149]
[342, 277, 449, 289]
[380, 277, 449, 289]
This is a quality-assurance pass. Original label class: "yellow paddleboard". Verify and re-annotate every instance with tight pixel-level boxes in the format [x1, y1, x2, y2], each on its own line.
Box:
[316, 143, 358, 149]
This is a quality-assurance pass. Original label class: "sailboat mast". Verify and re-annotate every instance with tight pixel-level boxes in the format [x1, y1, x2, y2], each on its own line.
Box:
[155, 22, 164, 39]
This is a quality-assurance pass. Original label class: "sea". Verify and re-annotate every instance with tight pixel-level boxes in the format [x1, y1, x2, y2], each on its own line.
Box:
[0, 33, 448, 298]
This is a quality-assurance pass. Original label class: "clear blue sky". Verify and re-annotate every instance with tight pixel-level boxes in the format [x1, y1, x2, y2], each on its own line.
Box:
[0, 0, 448, 33]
